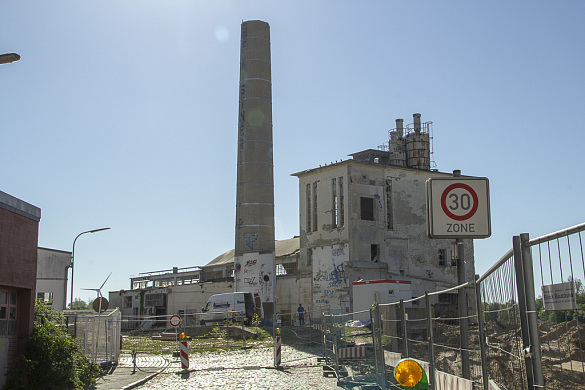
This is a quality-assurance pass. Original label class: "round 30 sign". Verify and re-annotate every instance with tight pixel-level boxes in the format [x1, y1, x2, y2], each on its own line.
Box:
[426, 177, 491, 239]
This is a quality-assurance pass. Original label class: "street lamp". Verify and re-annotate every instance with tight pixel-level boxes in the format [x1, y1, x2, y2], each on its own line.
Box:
[70, 228, 111, 308]
[0, 53, 20, 65]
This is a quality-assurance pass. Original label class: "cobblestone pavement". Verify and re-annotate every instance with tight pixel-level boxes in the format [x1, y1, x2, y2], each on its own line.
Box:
[135, 345, 340, 389]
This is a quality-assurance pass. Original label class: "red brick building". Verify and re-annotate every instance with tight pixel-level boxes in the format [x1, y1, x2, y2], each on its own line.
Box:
[0, 190, 41, 388]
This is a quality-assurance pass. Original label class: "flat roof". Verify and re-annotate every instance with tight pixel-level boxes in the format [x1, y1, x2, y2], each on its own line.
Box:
[0, 190, 41, 222]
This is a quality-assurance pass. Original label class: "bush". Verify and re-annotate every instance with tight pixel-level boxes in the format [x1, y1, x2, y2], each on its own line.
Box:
[7, 301, 101, 390]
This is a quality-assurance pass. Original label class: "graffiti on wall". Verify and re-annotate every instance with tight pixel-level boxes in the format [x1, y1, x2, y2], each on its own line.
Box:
[313, 246, 350, 309]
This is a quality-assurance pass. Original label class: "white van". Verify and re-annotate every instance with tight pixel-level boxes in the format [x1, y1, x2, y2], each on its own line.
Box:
[200, 292, 255, 325]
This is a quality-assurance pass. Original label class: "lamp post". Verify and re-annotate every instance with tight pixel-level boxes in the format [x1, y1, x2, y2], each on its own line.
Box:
[0, 53, 20, 65]
[70, 228, 111, 308]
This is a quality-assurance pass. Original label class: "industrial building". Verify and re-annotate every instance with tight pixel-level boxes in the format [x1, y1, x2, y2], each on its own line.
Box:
[36, 247, 71, 311]
[109, 20, 476, 326]
[292, 114, 475, 315]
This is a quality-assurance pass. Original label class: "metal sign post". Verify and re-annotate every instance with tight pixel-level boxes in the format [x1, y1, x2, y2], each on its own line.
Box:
[170, 315, 181, 357]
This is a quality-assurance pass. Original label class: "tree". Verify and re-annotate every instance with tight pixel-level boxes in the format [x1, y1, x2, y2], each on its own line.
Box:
[7, 300, 101, 389]
[68, 297, 91, 310]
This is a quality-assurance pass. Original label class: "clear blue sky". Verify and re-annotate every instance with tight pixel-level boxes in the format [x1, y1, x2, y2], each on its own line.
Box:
[2, 1, 584, 303]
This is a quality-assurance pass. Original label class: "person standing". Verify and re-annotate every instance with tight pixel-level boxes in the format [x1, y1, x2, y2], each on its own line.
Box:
[297, 304, 305, 326]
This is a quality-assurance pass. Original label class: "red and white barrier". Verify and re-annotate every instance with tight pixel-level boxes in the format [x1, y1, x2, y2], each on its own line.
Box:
[274, 336, 281, 366]
[180, 341, 189, 369]
[338, 346, 366, 359]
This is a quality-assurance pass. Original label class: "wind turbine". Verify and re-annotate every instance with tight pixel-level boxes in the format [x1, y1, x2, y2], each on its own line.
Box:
[82, 272, 112, 298]
[82, 273, 112, 313]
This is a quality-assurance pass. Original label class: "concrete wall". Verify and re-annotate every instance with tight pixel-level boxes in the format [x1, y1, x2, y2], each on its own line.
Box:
[36, 247, 71, 311]
[109, 281, 233, 329]
[295, 161, 476, 315]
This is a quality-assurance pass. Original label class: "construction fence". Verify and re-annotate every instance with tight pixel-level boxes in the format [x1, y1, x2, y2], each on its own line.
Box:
[65, 308, 122, 367]
[317, 222, 585, 389]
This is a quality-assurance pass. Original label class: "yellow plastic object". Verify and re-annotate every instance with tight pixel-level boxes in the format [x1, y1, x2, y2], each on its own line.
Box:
[180, 332, 185, 339]
[276, 328, 281, 335]
[394, 359, 423, 387]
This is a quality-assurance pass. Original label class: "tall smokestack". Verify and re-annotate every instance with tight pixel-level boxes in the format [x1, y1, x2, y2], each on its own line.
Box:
[234, 20, 276, 318]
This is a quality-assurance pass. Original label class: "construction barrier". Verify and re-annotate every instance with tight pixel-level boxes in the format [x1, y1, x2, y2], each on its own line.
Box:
[274, 335, 281, 367]
[337, 345, 366, 359]
[180, 341, 189, 369]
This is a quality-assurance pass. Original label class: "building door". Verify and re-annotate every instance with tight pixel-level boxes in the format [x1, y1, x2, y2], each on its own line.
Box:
[0, 289, 18, 389]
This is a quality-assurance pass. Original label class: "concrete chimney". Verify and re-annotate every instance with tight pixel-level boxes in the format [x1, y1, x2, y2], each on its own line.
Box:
[413, 113, 421, 134]
[395, 118, 404, 138]
[234, 20, 275, 318]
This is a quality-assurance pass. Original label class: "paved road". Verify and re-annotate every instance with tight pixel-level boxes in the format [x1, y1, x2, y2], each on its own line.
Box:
[135, 345, 339, 390]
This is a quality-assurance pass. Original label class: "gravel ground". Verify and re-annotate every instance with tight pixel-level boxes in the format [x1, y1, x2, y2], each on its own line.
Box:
[137, 345, 340, 389]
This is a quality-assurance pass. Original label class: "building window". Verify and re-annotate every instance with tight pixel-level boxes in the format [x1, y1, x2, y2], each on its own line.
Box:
[36, 292, 53, 304]
[371, 244, 379, 262]
[386, 179, 393, 230]
[306, 183, 312, 232]
[332, 178, 338, 228]
[361, 197, 375, 221]
[438, 249, 446, 266]
[276, 264, 287, 276]
[313, 182, 318, 231]
[144, 293, 165, 307]
[339, 177, 344, 227]
[307, 248, 313, 266]
[0, 290, 17, 336]
[124, 296, 133, 308]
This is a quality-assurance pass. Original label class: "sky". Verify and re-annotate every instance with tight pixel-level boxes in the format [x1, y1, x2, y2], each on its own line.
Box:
[1, 1, 584, 303]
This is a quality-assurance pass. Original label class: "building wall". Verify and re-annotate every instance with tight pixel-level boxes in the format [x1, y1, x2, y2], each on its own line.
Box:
[109, 281, 233, 329]
[0, 191, 40, 388]
[36, 247, 71, 311]
[296, 161, 475, 315]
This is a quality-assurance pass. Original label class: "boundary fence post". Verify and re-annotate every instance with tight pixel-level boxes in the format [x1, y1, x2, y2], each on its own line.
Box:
[371, 303, 387, 389]
[425, 292, 435, 390]
[400, 299, 408, 358]
[513, 235, 535, 388]
[520, 233, 545, 388]
[474, 276, 489, 390]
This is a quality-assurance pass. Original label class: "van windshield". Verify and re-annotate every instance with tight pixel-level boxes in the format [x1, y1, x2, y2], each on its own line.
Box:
[202, 302, 211, 312]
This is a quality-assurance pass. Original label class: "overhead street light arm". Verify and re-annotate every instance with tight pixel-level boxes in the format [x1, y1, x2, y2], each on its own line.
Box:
[70, 227, 111, 308]
[0, 53, 20, 65]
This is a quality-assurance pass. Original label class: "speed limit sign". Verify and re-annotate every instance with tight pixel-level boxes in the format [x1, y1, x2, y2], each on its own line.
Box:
[426, 177, 491, 239]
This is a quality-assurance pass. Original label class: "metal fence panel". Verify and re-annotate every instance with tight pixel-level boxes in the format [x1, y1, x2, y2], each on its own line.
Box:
[526, 224, 585, 389]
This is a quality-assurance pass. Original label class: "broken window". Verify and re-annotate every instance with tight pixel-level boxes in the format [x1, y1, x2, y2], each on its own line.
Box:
[332, 178, 338, 228]
[339, 177, 345, 227]
[438, 249, 446, 266]
[361, 197, 375, 221]
[371, 244, 379, 262]
[313, 182, 318, 231]
[306, 183, 311, 232]
[386, 179, 393, 229]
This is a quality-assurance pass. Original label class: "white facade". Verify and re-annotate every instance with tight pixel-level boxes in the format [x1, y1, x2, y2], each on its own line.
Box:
[352, 279, 412, 320]
[293, 157, 475, 316]
[36, 247, 71, 311]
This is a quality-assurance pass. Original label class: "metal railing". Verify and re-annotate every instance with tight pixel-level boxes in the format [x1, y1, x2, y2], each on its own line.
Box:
[65, 308, 122, 366]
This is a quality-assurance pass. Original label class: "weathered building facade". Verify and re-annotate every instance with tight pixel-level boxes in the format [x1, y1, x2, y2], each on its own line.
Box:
[36, 247, 71, 311]
[292, 114, 475, 315]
